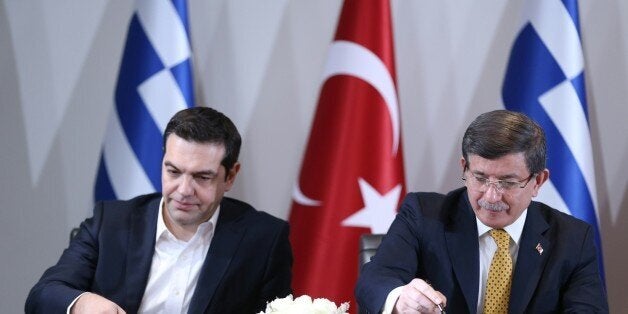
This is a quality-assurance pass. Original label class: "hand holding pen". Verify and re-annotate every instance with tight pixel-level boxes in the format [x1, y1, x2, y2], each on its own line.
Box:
[393, 278, 446, 313]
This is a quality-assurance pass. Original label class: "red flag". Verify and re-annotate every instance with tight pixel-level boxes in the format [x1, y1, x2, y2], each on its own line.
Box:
[289, 0, 406, 310]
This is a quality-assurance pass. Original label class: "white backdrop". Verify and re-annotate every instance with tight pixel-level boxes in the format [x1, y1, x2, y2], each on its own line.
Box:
[1, 1, 626, 312]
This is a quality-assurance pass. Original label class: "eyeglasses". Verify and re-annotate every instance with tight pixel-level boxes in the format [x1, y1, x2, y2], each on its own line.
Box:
[462, 168, 536, 193]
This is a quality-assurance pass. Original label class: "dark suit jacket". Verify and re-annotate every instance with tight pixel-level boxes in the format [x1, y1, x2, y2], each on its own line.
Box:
[355, 187, 608, 313]
[26, 193, 293, 313]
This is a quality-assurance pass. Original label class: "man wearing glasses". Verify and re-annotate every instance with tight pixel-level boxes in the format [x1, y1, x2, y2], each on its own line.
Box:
[356, 110, 608, 313]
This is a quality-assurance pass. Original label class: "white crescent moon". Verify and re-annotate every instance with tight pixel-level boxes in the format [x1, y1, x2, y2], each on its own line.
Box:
[292, 182, 322, 206]
[293, 40, 400, 207]
[321, 40, 400, 155]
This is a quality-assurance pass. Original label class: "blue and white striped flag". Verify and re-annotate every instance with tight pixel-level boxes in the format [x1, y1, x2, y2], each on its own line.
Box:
[95, 0, 194, 201]
[502, 0, 604, 281]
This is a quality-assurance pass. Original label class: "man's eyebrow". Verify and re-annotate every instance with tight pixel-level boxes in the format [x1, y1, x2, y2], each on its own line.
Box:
[164, 161, 179, 170]
[193, 170, 218, 177]
[165, 161, 218, 177]
[470, 169, 486, 176]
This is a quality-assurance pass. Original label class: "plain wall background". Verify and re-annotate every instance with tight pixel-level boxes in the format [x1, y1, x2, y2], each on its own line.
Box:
[1, 0, 626, 312]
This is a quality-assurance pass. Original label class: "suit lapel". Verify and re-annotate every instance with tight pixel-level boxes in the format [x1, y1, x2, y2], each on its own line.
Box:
[508, 202, 550, 313]
[188, 200, 246, 313]
[125, 196, 160, 313]
[444, 189, 480, 314]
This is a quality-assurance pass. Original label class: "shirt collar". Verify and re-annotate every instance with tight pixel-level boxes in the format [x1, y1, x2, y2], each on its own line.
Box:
[157, 197, 220, 242]
[476, 208, 528, 246]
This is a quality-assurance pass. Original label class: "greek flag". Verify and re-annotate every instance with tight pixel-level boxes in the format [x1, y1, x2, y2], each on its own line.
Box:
[95, 0, 194, 201]
[502, 0, 604, 280]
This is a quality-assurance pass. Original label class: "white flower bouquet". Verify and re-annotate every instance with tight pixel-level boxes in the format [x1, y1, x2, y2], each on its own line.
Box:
[258, 294, 350, 314]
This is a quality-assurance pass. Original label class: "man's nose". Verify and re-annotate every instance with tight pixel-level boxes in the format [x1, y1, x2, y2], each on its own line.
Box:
[177, 176, 194, 195]
[483, 183, 503, 203]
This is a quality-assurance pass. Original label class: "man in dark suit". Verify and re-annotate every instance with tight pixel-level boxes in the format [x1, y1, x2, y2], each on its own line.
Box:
[355, 110, 608, 313]
[26, 107, 293, 313]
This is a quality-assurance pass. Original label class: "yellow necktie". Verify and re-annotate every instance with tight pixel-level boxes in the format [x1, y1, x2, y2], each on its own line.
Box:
[483, 229, 512, 314]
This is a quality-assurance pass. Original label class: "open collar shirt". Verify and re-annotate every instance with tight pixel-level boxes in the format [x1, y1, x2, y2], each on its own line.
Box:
[138, 198, 220, 314]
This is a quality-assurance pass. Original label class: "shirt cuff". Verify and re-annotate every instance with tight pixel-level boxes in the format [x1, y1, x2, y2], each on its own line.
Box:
[67, 292, 88, 314]
[382, 286, 403, 314]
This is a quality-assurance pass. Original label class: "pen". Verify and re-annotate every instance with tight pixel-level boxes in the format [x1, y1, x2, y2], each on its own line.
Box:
[425, 280, 445, 313]
[437, 303, 445, 313]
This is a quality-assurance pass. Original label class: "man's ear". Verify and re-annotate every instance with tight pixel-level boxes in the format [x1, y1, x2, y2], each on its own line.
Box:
[531, 168, 550, 197]
[224, 162, 241, 191]
[460, 157, 467, 172]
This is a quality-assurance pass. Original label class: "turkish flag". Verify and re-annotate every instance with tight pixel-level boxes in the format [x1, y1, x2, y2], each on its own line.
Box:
[288, 0, 406, 310]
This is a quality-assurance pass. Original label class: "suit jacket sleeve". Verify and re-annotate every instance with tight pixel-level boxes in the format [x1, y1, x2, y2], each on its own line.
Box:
[25, 202, 105, 313]
[355, 193, 428, 313]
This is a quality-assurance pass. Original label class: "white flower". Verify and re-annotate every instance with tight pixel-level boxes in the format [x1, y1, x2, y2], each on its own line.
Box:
[259, 294, 350, 314]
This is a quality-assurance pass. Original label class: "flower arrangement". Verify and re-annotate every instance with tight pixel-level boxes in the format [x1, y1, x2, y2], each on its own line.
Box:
[258, 294, 350, 314]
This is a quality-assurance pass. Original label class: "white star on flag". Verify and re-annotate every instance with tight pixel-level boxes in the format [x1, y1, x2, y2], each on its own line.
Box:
[342, 178, 402, 234]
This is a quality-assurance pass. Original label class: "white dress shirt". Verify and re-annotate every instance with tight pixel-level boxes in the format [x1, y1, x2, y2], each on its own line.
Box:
[382, 209, 528, 314]
[137, 199, 219, 314]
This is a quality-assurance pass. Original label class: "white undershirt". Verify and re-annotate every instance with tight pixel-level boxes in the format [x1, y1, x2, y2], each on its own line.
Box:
[137, 198, 219, 314]
[382, 209, 527, 314]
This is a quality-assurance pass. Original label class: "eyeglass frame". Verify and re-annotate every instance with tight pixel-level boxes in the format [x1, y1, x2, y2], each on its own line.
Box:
[461, 166, 537, 193]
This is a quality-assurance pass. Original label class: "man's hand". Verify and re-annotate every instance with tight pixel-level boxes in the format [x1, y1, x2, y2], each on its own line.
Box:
[71, 292, 126, 314]
[393, 278, 446, 313]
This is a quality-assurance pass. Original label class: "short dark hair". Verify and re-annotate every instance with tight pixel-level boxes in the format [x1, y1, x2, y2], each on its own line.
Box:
[462, 110, 546, 174]
[163, 107, 241, 171]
